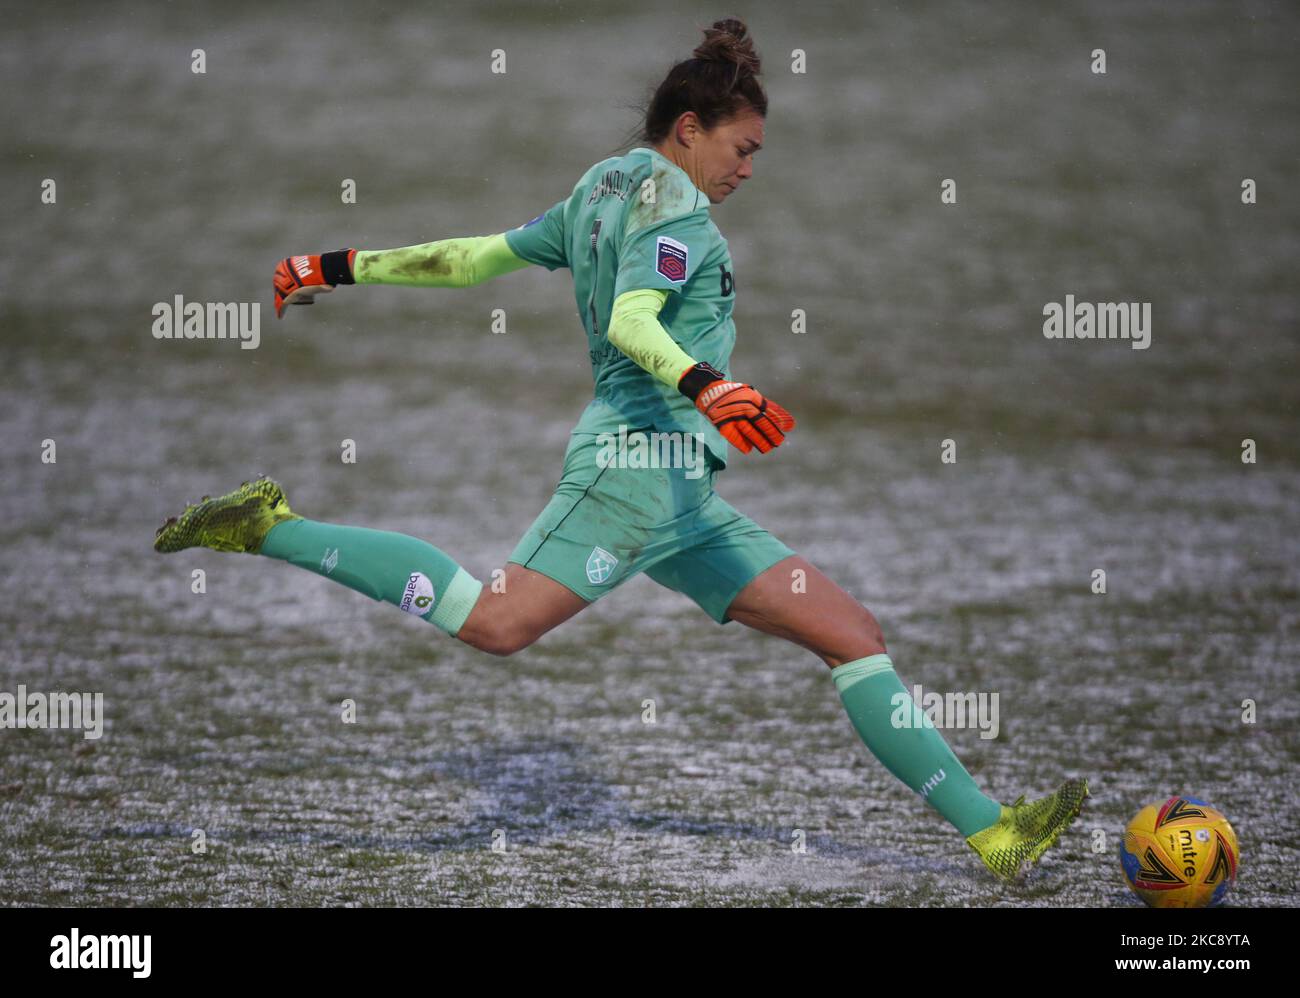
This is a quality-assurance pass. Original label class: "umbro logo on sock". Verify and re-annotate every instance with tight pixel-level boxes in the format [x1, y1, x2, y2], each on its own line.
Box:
[321, 548, 339, 574]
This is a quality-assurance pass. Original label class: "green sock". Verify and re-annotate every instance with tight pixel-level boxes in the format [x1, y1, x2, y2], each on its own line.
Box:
[260, 518, 483, 637]
[832, 654, 1002, 836]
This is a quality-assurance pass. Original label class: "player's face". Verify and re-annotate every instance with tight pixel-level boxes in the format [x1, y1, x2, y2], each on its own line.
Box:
[699, 108, 764, 204]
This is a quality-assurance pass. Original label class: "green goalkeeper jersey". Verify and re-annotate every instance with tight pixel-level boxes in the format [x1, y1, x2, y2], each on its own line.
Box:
[505, 147, 738, 469]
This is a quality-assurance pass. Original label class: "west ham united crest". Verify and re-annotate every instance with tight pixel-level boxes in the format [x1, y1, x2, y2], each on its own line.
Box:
[655, 236, 688, 283]
[585, 546, 619, 585]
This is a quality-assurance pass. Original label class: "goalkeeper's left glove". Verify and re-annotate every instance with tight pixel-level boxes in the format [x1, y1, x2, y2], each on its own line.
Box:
[678, 361, 796, 454]
[273, 248, 356, 318]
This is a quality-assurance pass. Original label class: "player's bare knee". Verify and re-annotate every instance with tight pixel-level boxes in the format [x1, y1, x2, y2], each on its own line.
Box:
[462, 618, 535, 657]
[496, 623, 538, 657]
[821, 606, 886, 665]
[859, 606, 886, 653]
[461, 629, 512, 657]
[456, 615, 505, 656]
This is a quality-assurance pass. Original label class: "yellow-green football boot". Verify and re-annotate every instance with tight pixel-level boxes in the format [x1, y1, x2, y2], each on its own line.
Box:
[153, 476, 300, 554]
[965, 777, 1089, 879]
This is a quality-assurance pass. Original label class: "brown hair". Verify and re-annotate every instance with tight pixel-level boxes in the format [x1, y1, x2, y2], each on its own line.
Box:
[617, 17, 766, 152]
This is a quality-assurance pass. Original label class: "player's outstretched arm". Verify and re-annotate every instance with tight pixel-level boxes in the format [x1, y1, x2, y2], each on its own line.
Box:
[272, 234, 531, 318]
[607, 289, 795, 454]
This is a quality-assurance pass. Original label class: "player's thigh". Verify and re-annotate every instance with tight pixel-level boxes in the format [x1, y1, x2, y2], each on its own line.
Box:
[457, 563, 589, 654]
[725, 555, 886, 667]
[643, 508, 793, 625]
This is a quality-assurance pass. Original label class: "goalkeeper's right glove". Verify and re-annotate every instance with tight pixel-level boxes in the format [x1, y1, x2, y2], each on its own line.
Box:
[677, 361, 796, 454]
[273, 248, 356, 318]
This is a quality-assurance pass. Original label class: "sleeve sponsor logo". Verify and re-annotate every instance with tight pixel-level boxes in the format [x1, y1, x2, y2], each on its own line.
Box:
[655, 236, 688, 283]
[518, 213, 545, 229]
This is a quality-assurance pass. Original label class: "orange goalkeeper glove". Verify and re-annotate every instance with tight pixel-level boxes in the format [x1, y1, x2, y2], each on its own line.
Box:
[677, 361, 795, 454]
[273, 249, 356, 318]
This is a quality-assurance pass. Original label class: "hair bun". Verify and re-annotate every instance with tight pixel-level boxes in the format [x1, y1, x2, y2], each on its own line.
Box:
[693, 17, 761, 76]
[631, 15, 767, 149]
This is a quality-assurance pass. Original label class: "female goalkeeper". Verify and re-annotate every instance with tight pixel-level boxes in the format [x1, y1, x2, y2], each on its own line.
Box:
[155, 17, 1086, 879]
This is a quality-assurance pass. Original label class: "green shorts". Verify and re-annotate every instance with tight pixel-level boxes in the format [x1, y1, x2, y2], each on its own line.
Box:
[508, 431, 796, 623]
